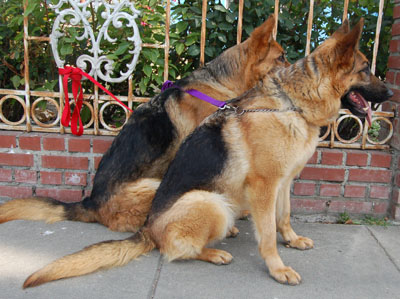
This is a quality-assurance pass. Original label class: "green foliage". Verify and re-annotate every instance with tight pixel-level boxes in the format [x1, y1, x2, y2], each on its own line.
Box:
[0, 0, 394, 97]
[368, 119, 381, 142]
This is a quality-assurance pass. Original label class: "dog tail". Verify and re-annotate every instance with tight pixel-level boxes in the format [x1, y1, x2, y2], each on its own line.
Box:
[0, 197, 97, 224]
[23, 229, 155, 288]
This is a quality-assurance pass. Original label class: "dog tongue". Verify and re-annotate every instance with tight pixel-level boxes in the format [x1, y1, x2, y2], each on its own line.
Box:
[349, 91, 372, 126]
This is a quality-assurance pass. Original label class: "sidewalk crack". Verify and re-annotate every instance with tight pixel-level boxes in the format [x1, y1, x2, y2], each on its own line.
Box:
[147, 254, 164, 299]
[366, 226, 400, 273]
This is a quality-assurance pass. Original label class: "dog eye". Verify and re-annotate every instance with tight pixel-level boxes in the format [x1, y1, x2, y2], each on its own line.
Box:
[278, 54, 286, 62]
[361, 66, 370, 75]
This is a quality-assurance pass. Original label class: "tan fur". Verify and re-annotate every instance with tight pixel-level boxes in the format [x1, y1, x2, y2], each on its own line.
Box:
[23, 230, 155, 288]
[16, 19, 389, 289]
[0, 16, 289, 234]
[151, 191, 235, 263]
[0, 198, 65, 224]
[97, 178, 160, 232]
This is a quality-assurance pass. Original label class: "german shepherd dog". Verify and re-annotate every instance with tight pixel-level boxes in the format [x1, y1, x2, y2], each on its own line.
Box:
[21, 19, 392, 288]
[0, 16, 288, 232]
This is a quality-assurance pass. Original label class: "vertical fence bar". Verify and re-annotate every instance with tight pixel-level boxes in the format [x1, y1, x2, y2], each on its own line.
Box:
[200, 0, 207, 67]
[23, 0, 32, 132]
[273, 0, 280, 40]
[343, 0, 349, 21]
[305, 0, 314, 56]
[164, 0, 171, 81]
[236, 0, 244, 44]
[371, 0, 385, 75]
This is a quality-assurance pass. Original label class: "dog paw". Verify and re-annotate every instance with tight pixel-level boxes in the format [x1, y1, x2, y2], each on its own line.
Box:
[270, 266, 301, 285]
[287, 236, 314, 250]
[200, 248, 233, 265]
[226, 226, 239, 238]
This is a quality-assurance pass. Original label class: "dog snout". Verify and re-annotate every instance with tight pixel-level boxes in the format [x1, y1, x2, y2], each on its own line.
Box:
[386, 88, 394, 98]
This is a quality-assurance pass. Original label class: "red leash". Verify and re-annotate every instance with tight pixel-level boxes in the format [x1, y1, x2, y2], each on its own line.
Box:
[59, 66, 133, 136]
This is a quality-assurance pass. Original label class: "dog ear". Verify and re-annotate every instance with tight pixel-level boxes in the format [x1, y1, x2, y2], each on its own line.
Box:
[334, 18, 364, 66]
[249, 15, 275, 58]
[332, 18, 350, 37]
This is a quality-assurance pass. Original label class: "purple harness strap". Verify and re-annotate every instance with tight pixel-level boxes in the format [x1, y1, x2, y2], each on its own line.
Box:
[162, 80, 226, 108]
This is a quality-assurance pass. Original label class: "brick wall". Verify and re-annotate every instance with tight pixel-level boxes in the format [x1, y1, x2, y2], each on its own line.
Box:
[0, 130, 396, 219]
[384, 0, 400, 220]
[0, 131, 113, 203]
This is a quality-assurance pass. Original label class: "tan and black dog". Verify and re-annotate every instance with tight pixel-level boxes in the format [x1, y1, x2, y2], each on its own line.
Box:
[21, 18, 392, 288]
[0, 16, 288, 233]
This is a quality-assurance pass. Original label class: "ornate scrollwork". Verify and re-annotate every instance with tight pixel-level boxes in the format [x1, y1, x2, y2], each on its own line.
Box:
[50, 0, 142, 83]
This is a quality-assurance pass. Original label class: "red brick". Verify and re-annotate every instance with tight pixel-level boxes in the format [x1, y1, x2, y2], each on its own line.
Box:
[35, 188, 82, 202]
[306, 151, 318, 164]
[385, 71, 395, 85]
[0, 169, 12, 182]
[68, 138, 91, 153]
[0, 185, 32, 198]
[344, 185, 366, 198]
[321, 150, 343, 165]
[390, 40, 400, 53]
[40, 171, 63, 185]
[94, 156, 102, 170]
[43, 136, 65, 151]
[0, 134, 17, 148]
[300, 167, 345, 182]
[370, 185, 390, 199]
[392, 23, 400, 36]
[290, 198, 326, 213]
[390, 88, 400, 104]
[14, 169, 37, 183]
[19, 135, 41, 151]
[320, 184, 341, 197]
[293, 182, 315, 196]
[0, 153, 34, 167]
[372, 202, 389, 214]
[346, 152, 368, 167]
[348, 169, 392, 183]
[329, 200, 372, 214]
[93, 138, 113, 154]
[394, 5, 400, 19]
[388, 56, 400, 69]
[42, 155, 88, 170]
[396, 172, 400, 187]
[65, 172, 87, 186]
[370, 153, 392, 168]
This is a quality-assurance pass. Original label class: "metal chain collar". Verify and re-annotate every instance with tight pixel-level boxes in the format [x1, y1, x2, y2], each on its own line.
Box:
[219, 105, 301, 116]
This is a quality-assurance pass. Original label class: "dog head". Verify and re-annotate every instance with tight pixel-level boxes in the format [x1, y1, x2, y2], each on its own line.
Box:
[313, 19, 393, 125]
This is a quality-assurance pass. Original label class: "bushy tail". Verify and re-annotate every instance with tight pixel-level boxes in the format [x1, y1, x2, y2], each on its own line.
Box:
[23, 230, 155, 288]
[0, 197, 96, 224]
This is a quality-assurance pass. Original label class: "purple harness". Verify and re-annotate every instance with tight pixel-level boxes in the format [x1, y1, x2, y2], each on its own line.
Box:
[161, 80, 226, 109]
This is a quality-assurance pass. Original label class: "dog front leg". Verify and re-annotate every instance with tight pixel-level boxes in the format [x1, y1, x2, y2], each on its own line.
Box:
[276, 182, 314, 250]
[249, 178, 301, 285]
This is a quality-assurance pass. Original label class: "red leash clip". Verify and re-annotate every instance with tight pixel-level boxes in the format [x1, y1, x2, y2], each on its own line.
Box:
[58, 66, 133, 136]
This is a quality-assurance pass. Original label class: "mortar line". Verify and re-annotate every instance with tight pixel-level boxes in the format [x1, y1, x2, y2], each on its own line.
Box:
[365, 226, 400, 273]
[147, 254, 164, 299]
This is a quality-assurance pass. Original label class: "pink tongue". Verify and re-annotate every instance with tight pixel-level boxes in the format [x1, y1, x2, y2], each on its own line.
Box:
[350, 92, 372, 126]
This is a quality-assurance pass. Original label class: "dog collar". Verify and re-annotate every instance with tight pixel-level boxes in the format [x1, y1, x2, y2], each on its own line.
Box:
[162, 80, 227, 108]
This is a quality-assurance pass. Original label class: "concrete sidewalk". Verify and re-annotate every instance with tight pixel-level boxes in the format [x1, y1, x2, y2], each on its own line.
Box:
[0, 219, 399, 299]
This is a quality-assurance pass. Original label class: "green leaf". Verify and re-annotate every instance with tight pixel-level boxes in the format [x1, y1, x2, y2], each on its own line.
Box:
[115, 42, 130, 56]
[60, 44, 73, 56]
[176, 43, 185, 55]
[187, 45, 200, 57]
[11, 75, 21, 89]
[176, 21, 188, 33]
[24, 1, 38, 17]
[217, 33, 227, 43]
[214, 5, 227, 12]
[143, 65, 152, 77]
